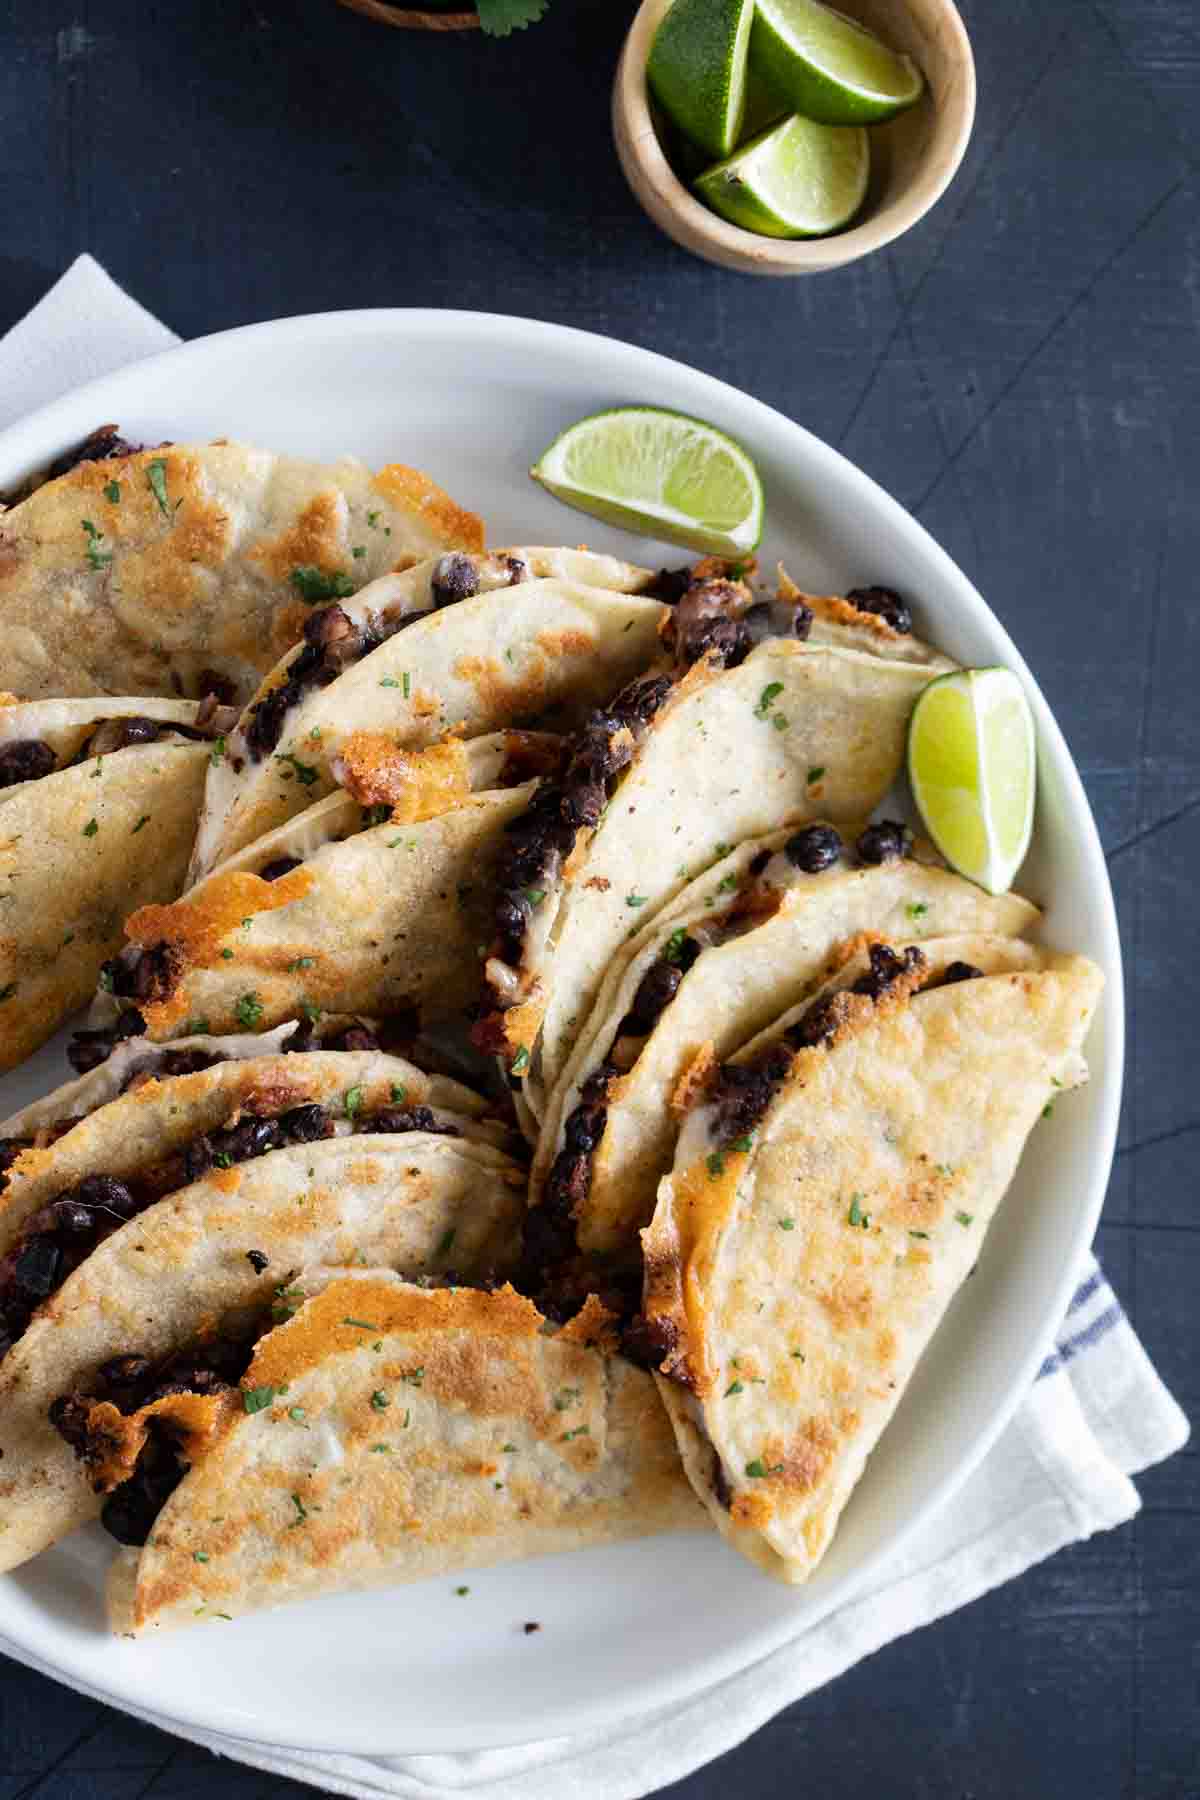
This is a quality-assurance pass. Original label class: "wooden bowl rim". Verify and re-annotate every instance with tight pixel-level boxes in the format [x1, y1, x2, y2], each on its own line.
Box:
[337, 0, 480, 29]
[613, 0, 976, 275]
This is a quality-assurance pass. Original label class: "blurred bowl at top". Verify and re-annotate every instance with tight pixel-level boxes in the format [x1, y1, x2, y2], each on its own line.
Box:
[613, 0, 976, 276]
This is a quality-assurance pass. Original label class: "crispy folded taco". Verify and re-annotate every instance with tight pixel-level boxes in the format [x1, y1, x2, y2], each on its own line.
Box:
[477, 632, 949, 1119]
[0, 695, 234, 1073]
[0, 1053, 525, 1571]
[70, 735, 561, 1066]
[640, 941, 1104, 1584]
[92, 1272, 704, 1633]
[189, 546, 667, 880]
[530, 824, 1039, 1267]
[0, 437, 482, 703]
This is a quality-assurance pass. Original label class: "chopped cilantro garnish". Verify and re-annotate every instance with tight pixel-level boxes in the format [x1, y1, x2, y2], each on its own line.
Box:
[288, 1407, 308, 1425]
[510, 1046, 530, 1077]
[1042, 1101, 1055, 1118]
[103, 478, 121, 504]
[370, 1443, 392, 1453]
[778, 1217, 795, 1230]
[706, 1152, 725, 1178]
[807, 765, 825, 784]
[210, 736, 226, 766]
[909, 1229, 931, 1239]
[289, 566, 354, 603]
[745, 1458, 767, 1478]
[523, 887, 545, 906]
[772, 713, 789, 731]
[193, 1550, 210, 1563]
[553, 1386, 581, 1411]
[402, 672, 411, 699]
[344, 1084, 364, 1119]
[235, 992, 264, 1028]
[716, 874, 738, 893]
[754, 682, 784, 719]
[790, 1349, 806, 1361]
[403, 1366, 425, 1386]
[502, 1442, 517, 1453]
[390, 1082, 407, 1103]
[352, 545, 366, 559]
[955, 1210, 974, 1227]
[367, 510, 380, 527]
[81, 519, 112, 569]
[342, 1317, 380, 1330]
[276, 751, 318, 786]
[730, 1134, 754, 1152]
[561, 1425, 589, 1441]
[724, 1380, 744, 1397]
[146, 458, 172, 519]
[455, 1585, 470, 1596]
[625, 892, 648, 907]
[287, 955, 315, 972]
[371, 1390, 390, 1411]
[242, 1385, 275, 1414]
[82, 818, 98, 837]
[663, 928, 688, 964]
[380, 676, 399, 688]
[848, 1194, 870, 1229]
[131, 815, 150, 834]
[288, 1492, 308, 1526]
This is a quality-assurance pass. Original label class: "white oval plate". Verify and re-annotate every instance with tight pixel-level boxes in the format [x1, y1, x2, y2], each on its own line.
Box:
[0, 311, 1122, 1756]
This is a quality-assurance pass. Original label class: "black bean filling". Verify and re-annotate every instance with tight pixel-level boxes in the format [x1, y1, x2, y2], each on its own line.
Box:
[259, 855, 301, 882]
[0, 740, 57, 788]
[67, 1007, 149, 1076]
[44, 425, 146, 484]
[706, 944, 929, 1149]
[0, 712, 226, 795]
[856, 819, 910, 865]
[666, 579, 812, 672]
[0, 1076, 455, 1364]
[785, 824, 842, 874]
[846, 586, 913, 635]
[51, 1329, 261, 1545]
[477, 673, 674, 1021]
[933, 959, 984, 987]
[241, 554, 528, 765]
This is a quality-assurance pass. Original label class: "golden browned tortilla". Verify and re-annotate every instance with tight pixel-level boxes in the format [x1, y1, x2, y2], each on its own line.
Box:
[643, 951, 1104, 1584]
[0, 442, 482, 702]
[107, 1273, 705, 1633]
[0, 1053, 526, 1574]
[0, 696, 214, 1072]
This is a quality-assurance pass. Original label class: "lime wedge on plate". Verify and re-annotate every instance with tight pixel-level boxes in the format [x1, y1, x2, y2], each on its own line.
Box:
[647, 0, 756, 161]
[750, 0, 924, 124]
[531, 407, 763, 557]
[907, 668, 1036, 894]
[695, 115, 869, 239]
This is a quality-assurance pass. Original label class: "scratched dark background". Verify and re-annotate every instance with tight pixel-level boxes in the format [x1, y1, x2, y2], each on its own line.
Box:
[0, 0, 1197, 1795]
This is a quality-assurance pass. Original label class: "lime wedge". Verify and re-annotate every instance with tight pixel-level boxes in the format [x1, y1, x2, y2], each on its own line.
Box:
[694, 115, 869, 239]
[750, 0, 924, 125]
[531, 407, 763, 557]
[907, 668, 1036, 895]
[647, 0, 756, 161]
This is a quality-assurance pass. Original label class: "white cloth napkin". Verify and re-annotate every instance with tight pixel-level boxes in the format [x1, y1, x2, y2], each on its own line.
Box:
[0, 257, 1189, 1800]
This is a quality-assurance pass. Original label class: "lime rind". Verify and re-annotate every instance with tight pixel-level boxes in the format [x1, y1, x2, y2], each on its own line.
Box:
[532, 406, 764, 557]
[647, 0, 757, 161]
[694, 115, 870, 239]
[750, 0, 924, 125]
[907, 667, 1036, 895]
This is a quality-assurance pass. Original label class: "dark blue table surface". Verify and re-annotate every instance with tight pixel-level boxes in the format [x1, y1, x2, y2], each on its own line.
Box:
[1, 0, 1196, 1794]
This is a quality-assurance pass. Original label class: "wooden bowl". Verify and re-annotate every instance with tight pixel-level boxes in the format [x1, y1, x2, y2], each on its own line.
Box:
[336, 0, 479, 29]
[613, 0, 975, 275]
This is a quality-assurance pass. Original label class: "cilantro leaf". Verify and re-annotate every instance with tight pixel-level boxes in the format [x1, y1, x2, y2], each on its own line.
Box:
[475, 0, 550, 37]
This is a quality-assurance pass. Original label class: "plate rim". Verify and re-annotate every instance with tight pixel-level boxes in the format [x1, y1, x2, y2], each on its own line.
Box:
[0, 306, 1124, 1755]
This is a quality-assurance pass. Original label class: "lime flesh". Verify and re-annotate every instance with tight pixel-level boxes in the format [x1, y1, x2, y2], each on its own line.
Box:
[531, 406, 764, 557]
[751, 0, 924, 125]
[647, 0, 756, 161]
[907, 668, 1036, 894]
[695, 114, 869, 239]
